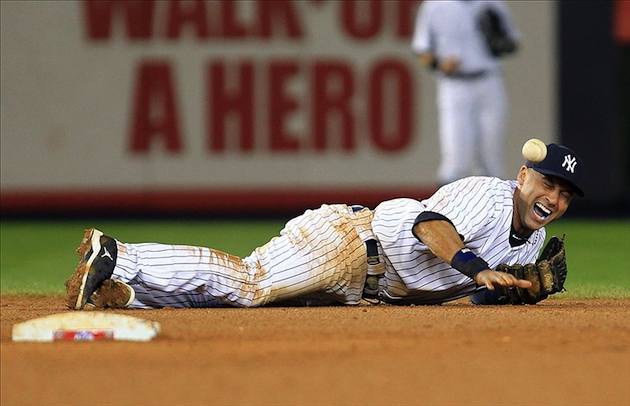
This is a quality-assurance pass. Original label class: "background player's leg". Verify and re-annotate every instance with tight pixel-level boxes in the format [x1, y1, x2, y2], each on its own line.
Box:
[437, 79, 476, 184]
[478, 75, 507, 178]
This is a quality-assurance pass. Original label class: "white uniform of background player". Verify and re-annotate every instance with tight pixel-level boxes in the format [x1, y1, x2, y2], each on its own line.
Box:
[412, 0, 520, 184]
[106, 178, 541, 308]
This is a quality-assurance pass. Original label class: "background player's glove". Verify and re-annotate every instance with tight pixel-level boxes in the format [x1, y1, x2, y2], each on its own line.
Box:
[478, 7, 517, 57]
[495, 236, 567, 304]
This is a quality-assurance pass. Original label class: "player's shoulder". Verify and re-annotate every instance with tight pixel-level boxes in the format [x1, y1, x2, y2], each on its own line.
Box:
[440, 177, 515, 210]
[444, 176, 513, 194]
[421, 0, 454, 14]
[420, 0, 441, 10]
[375, 197, 423, 212]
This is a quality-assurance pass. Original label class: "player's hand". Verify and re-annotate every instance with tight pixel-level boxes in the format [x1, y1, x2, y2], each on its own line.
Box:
[418, 53, 438, 70]
[473, 270, 532, 291]
[439, 57, 460, 75]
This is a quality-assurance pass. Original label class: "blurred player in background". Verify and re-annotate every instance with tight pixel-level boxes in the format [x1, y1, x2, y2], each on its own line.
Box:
[412, 0, 520, 184]
[65, 142, 584, 309]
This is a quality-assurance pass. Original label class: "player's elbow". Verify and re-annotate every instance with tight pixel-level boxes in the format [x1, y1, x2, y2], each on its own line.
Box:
[412, 221, 438, 245]
[412, 222, 432, 242]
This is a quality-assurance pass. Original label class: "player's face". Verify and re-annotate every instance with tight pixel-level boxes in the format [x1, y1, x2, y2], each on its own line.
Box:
[515, 167, 575, 231]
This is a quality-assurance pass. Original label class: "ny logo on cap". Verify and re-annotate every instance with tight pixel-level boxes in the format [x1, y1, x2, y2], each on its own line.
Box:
[562, 154, 577, 173]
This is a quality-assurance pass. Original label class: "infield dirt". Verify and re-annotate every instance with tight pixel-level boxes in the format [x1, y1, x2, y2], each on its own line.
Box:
[1, 295, 629, 406]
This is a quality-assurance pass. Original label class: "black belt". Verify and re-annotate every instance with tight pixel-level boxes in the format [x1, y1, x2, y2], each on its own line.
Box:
[363, 239, 384, 301]
[349, 205, 385, 301]
[444, 70, 487, 80]
[350, 204, 366, 212]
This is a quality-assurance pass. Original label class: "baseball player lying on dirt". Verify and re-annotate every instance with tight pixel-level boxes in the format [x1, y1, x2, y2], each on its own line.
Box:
[65, 141, 584, 309]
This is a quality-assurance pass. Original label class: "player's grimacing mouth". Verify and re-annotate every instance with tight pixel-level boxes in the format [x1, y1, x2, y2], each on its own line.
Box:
[533, 201, 552, 221]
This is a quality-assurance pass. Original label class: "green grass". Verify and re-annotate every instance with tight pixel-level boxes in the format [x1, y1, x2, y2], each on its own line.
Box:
[545, 220, 630, 298]
[0, 220, 283, 294]
[1, 219, 629, 298]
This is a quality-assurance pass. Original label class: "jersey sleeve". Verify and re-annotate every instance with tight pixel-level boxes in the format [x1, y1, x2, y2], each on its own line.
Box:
[430, 3, 467, 60]
[419, 177, 501, 244]
[412, 1, 466, 59]
[411, 1, 433, 54]
[373, 198, 425, 246]
[484, 0, 521, 42]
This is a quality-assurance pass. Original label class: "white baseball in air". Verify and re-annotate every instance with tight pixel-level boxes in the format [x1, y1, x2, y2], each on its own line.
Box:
[522, 138, 547, 162]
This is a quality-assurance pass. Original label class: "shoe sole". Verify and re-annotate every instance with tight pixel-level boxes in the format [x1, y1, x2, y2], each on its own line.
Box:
[119, 281, 136, 307]
[87, 280, 135, 309]
[74, 229, 104, 310]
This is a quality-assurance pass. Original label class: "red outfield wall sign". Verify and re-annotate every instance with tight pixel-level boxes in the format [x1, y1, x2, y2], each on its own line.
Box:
[616, 0, 630, 43]
[91, 0, 417, 157]
[0, 1, 554, 214]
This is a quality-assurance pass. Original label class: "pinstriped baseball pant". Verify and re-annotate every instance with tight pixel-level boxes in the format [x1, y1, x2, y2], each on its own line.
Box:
[110, 205, 373, 308]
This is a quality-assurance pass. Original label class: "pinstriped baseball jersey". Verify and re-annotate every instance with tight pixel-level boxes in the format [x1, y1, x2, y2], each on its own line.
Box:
[372, 176, 546, 304]
[111, 204, 374, 308]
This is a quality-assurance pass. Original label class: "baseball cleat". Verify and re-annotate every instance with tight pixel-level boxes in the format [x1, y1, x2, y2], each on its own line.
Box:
[87, 279, 135, 309]
[65, 228, 118, 310]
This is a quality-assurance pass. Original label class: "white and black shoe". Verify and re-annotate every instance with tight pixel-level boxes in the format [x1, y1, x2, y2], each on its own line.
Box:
[65, 228, 118, 310]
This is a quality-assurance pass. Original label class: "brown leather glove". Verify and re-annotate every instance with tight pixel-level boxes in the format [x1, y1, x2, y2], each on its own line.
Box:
[495, 236, 567, 304]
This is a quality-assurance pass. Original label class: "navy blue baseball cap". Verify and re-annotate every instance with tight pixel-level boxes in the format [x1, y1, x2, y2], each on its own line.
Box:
[525, 143, 585, 197]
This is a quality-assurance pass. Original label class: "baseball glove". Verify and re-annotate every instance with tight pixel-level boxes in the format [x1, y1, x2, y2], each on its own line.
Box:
[478, 7, 517, 57]
[495, 236, 567, 304]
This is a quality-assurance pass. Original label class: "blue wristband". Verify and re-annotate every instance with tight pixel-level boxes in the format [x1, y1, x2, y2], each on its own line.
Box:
[451, 248, 489, 279]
